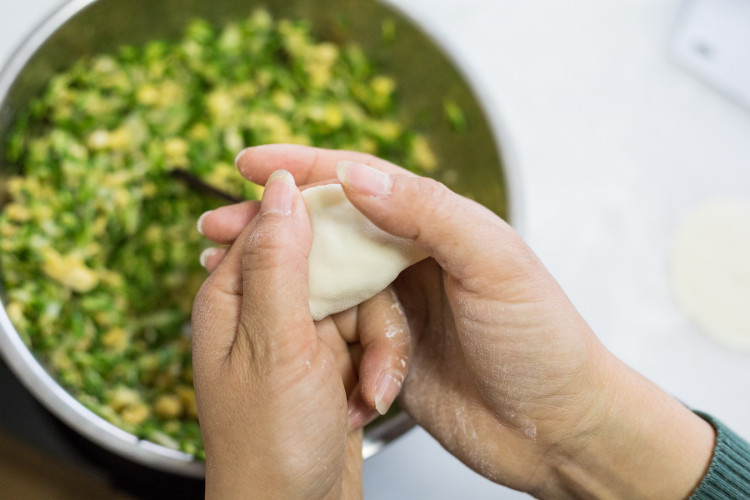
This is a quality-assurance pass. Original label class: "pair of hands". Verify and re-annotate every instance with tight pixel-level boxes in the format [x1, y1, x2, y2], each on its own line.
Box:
[191, 145, 715, 499]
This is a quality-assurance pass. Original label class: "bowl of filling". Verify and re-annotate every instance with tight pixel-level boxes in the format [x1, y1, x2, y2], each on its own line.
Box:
[0, 0, 519, 477]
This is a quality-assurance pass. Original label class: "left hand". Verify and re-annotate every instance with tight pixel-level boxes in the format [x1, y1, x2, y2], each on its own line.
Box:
[192, 170, 408, 499]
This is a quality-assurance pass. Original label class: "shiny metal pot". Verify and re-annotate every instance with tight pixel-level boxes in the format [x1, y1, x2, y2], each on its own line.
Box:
[0, 0, 521, 477]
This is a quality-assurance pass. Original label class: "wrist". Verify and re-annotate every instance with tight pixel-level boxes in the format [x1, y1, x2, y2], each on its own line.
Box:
[536, 352, 715, 499]
[204, 452, 343, 500]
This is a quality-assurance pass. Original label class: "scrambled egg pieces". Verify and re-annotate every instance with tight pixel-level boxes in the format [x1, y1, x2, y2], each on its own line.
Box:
[0, 9, 438, 460]
[41, 248, 100, 293]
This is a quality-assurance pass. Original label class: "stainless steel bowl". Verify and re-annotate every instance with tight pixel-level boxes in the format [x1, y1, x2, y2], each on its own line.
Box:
[0, 0, 521, 478]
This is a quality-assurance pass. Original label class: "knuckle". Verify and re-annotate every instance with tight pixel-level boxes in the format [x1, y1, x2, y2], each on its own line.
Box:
[243, 216, 285, 259]
[414, 177, 452, 213]
[400, 177, 454, 240]
[357, 152, 382, 167]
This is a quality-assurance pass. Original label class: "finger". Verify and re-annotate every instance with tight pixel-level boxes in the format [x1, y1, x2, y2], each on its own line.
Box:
[192, 207, 259, 359]
[196, 182, 334, 248]
[236, 169, 315, 357]
[356, 287, 410, 415]
[347, 385, 380, 431]
[197, 201, 260, 245]
[199, 247, 229, 273]
[235, 144, 412, 187]
[331, 306, 358, 344]
[201, 144, 408, 246]
[337, 161, 526, 292]
[315, 316, 357, 394]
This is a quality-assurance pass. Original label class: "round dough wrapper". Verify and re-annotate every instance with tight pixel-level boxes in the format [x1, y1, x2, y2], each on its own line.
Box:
[669, 197, 750, 352]
[303, 184, 427, 321]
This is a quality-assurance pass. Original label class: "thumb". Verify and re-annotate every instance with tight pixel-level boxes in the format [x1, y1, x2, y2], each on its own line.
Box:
[192, 169, 313, 369]
[238, 170, 314, 346]
[336, 161, 521, 288]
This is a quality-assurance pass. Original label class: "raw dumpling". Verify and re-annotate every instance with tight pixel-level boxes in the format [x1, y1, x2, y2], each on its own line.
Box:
[303, 184, 427, 320]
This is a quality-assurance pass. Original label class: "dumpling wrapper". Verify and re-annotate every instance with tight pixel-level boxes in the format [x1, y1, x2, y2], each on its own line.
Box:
[303, 184, 427, 320]
[669, 197, 750, 352]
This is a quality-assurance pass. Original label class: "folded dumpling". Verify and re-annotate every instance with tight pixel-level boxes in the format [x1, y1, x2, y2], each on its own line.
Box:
[303, 184, 427, 320]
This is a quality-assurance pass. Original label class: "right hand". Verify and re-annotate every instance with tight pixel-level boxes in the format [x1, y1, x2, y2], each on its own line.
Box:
[209, 145, 715, 498]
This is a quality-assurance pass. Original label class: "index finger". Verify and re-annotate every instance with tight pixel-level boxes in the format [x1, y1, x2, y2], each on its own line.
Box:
[235, 144, 411, 186]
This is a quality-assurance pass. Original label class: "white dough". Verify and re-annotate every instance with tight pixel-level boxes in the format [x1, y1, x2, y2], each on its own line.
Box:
[669, 197, 750, 352]
[302, 184, 427, 320]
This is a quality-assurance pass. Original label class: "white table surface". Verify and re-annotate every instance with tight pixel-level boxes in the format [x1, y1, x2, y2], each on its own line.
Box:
[2, 1, 749, 498]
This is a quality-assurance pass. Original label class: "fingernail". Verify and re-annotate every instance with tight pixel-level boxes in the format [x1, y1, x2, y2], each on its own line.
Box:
[199, 247, 219, 268]
[261, 170, 295, 216]
[234, 148, 248, 167]
[337, 161, 392, 196]
[196, 210, 212, 235]
[348, 402, 378, 431]
[374, 370, 403, 415]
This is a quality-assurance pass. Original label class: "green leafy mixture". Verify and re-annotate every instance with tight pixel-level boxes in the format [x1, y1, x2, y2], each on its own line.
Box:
[0, 10, 436, 459]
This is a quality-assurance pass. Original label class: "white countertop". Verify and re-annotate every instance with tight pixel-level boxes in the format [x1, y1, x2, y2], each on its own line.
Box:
[2, 1, 749, 498]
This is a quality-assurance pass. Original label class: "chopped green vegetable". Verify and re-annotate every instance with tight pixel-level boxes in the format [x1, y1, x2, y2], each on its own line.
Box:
[0, 9, 437, 460]
[444, 99, 467, 132]
[381, 18, 397, 43]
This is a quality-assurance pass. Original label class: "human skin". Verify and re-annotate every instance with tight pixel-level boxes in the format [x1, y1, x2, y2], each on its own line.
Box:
[199, 144, 716, 498]
[191, 170, 409, 499]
